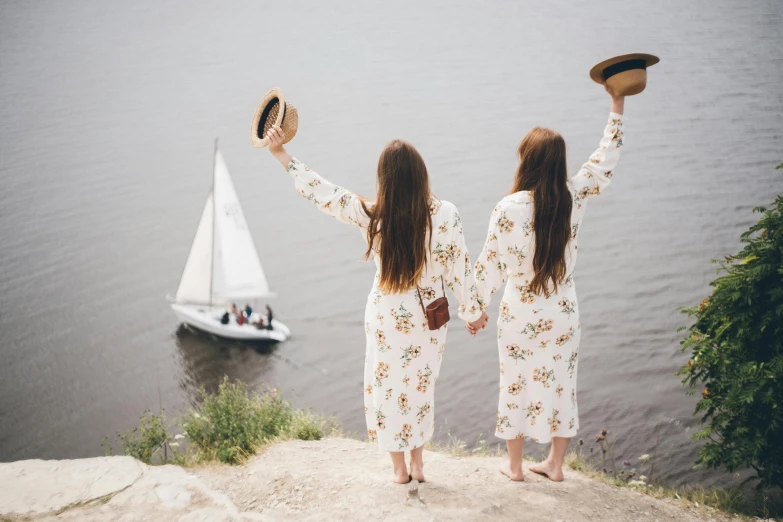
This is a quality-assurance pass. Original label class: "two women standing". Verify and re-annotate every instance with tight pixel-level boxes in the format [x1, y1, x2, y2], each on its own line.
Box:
[264, 84, 625, 483]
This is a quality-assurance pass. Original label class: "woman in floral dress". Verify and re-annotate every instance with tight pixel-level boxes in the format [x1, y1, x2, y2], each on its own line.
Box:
[264, 126, 488, 483]
[471, 86, 626, 481]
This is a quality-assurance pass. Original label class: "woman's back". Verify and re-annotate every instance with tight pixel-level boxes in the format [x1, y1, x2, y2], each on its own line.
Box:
[485, 191, 580, 297]
[366, 199, 482, 323]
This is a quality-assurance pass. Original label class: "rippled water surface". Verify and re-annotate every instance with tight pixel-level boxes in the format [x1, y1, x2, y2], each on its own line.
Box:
[1, 0, 781, 486]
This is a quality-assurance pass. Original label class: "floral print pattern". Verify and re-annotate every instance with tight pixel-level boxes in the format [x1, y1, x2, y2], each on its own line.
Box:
[397, 392, 410, 415]
[506, 343, 533, 363]
[391, 304, 414, 334]
[497, 414, 513, 433]
[394, 423, 413, 449]
[400, 344, 422, 368]
[522, 318, 554, 339]
[286, 158, 483, 452]
[416, 364, 432, 394]
[474, 113, 624, 442]
[526, 401, 544, 425]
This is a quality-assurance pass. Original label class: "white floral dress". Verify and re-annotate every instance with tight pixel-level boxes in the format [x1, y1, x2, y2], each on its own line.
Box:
[474, 113, 624, 443]
[286, 158, 483, 451]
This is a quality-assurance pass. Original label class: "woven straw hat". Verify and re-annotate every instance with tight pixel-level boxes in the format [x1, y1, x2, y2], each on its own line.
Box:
[589, 53, 659, 96]
[250, 87, 298, 148]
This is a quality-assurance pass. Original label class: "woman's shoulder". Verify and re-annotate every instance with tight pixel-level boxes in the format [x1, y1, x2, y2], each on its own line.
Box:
[430, 198, 459, 217]
[431, 200, 464, 231]
[434, 198, 453, 211]
[494, 192, 532, 212]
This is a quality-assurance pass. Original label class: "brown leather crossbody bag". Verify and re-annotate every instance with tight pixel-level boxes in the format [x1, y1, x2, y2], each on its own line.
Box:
[416, 278, 450, 330]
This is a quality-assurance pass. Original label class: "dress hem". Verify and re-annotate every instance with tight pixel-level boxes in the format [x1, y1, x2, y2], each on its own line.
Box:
[374, 438, 430, 453]
[494, 427, 579, 444]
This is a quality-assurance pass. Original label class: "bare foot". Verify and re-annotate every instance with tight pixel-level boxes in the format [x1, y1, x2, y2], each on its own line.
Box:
[528, 460, 564, 482]
[392, 471, 411, 484]
[499, 461, 524, 481]
[410, 462, 426, 483]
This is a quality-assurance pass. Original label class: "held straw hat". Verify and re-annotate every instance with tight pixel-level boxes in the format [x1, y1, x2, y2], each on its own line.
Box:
[250, 87, 298, 148]
[589, 53, 659, 96]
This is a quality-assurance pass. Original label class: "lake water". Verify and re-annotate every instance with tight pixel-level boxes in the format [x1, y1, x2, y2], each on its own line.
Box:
[1, 0, 781, 487]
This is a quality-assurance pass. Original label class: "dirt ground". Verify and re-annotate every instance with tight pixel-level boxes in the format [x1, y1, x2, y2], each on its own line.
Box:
[2, 437, 744, 521]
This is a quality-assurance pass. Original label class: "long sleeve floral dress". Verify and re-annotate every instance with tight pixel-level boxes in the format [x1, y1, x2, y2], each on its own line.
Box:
[285, 158, 484, 451]
[474, 113, 624, 443]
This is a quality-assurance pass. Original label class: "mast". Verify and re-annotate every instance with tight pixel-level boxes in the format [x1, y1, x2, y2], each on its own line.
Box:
[209, 138, 217, 308]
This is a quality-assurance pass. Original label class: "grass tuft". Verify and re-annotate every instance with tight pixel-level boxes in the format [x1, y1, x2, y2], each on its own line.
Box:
[105, 377, 340, 466]
[565, 450, 782, 519]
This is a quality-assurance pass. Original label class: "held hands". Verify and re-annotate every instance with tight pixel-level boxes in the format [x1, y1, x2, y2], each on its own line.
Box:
[465, 311, 490, 336]
[605, 84, 625, 115]
[266, 126, 293, 167]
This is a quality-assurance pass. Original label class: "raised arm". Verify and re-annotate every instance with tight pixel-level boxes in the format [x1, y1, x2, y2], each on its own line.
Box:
[441, 206, 483, 324]
[571, 90, 625, 207]
[265, 126, 369, 227]
[474, 203, 509, 313]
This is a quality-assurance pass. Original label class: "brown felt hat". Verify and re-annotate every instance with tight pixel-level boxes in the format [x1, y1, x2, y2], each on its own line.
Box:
[250, 87, 298, 148]
[589, 53, 659, 96]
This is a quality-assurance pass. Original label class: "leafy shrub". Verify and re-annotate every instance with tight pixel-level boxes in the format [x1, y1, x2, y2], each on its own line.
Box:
[288, 410, 329, 441]
[182, 377, 328, 464]
[106, 377, 335, 466]
[105, 410, 180, 465]
[678, 166, 783, 490]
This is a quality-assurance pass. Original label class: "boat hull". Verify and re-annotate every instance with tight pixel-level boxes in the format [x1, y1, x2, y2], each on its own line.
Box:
[171, 303, 290, 342]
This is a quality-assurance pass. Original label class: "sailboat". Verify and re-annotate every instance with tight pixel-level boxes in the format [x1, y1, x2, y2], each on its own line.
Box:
[169, 144, 290, 342]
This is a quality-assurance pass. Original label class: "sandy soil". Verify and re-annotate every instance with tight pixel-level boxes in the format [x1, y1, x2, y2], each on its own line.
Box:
[1, 438, 741, 521]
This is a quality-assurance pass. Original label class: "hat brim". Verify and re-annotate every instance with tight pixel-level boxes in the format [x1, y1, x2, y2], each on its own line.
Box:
[589, 53, 659, 84]
[250, 87, 298, 148]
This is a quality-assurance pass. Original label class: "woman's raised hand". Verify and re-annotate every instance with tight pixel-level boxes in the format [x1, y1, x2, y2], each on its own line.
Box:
[465, 311, 490, 336]
[266, 126, 293, 167]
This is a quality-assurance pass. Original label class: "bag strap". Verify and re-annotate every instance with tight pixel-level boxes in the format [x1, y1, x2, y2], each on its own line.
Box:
[416, 276, 446, 315]
[416, 286, 426, 315]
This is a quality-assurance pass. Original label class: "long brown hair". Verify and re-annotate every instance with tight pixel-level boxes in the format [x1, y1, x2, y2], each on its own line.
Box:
[362, 140, 433, 294]
[510, 127, 572, 297]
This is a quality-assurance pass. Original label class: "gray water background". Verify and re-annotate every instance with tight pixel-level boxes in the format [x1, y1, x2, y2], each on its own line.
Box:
[1, 0, 781, 487]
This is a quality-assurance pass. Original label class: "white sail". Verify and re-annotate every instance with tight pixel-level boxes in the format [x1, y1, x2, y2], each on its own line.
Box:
[175, 190, 214, 304]
[211, 150, 274, 302]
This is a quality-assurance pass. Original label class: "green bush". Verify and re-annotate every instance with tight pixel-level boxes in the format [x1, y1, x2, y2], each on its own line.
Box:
[182, 377, 328, 464]
[105, 410, 178, 465]
[105, 377, 335, 466]
[678, 165, 783, 490]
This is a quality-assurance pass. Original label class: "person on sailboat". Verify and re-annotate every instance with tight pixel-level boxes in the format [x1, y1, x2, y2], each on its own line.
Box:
[265, 305, 274, 331]
[245, 304, 253, 319]
[252, 317, 266, 329]
[231, 303, 239, 317]
[220, 311, 230, 325]
[264, 125, 488, 484]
